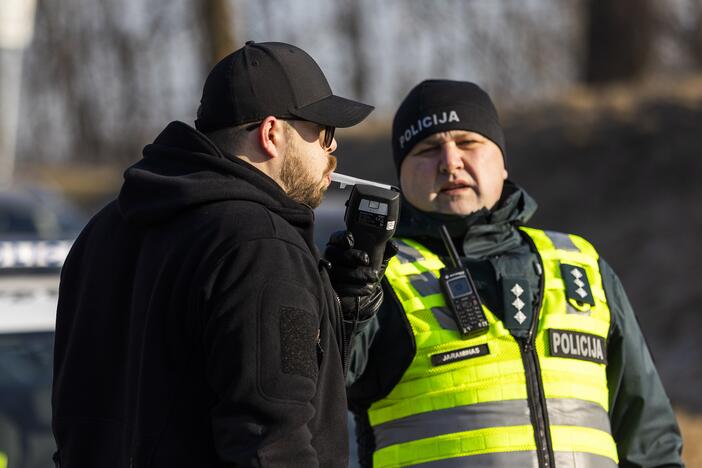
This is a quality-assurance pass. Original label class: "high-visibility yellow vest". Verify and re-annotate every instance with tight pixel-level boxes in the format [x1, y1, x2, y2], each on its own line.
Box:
[0, 451, 6, 468]
[369, 227, 617, 467]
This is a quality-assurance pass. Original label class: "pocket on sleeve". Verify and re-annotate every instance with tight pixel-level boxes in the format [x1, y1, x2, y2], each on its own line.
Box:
[258, 282, 320, 402]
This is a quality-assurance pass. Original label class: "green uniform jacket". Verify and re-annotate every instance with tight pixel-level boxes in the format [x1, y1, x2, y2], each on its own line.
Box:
[347, 181, 683, 468]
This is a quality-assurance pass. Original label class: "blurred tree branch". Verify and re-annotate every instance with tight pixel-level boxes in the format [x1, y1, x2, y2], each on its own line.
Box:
[583, 0, 655, 83]
[16, 0, 702, 171]
[199, 0, 238, 67]
[337, 0, 367, 101]
[21, 0, 204, 165]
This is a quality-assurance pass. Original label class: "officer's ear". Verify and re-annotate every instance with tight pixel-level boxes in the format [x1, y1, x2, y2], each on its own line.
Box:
[257, 116, 288, 161]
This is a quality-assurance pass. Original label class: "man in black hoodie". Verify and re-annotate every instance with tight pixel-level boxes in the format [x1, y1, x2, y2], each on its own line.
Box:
[52, 41, 385, 467]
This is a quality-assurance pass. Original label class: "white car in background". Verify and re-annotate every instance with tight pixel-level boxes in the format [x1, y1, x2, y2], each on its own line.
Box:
[0, 240, 71, 468]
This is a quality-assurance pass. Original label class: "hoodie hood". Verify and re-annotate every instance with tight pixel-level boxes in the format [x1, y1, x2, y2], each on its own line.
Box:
[117, 121, 315, 238]
[396, 180, 538, 259]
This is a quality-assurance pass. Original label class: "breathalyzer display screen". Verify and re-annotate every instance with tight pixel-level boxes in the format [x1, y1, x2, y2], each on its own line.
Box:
[447, 277, 472, 298]
[356, 198, 388, 228]
[357, 211, 387, 228]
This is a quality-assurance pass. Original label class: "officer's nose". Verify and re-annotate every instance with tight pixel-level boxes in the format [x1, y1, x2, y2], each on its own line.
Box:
[438, 143, 464, 174]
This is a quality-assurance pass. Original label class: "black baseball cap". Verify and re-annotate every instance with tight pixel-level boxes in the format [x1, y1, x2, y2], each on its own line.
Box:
[195, 41, 374, 132]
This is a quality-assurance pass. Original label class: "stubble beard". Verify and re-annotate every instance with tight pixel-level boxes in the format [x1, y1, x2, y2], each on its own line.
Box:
[280, 139, 337, 208]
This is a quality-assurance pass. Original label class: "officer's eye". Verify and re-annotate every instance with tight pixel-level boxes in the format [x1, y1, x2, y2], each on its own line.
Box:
[455, 139, 478, 148]
[412, 145, 438, 156]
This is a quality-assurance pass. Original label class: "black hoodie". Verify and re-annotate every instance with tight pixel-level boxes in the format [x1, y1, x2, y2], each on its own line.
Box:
[52, 121, 348, 467]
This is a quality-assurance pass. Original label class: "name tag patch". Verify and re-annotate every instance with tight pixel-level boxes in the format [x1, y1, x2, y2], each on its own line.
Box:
[431, 344, 489, 366]
[549, 329, 607, 364]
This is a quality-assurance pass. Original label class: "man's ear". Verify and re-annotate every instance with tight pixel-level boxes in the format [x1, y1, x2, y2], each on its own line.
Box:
[257, 116, 287, 160]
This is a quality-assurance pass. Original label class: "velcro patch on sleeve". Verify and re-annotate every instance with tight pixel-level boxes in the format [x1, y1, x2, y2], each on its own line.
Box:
[548, 329, 607, 364]
[279, 306, 318, 380]
[430, 344, 490, 366]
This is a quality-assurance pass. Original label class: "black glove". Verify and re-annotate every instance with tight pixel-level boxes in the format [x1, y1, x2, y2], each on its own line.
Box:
[324, 230, 398, 321]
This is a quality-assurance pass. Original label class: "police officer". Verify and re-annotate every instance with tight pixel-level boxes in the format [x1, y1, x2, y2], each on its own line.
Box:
[347, 80, 684, 467]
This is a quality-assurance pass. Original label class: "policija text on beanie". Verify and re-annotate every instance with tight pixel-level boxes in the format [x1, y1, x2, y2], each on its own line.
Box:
[392, 80, 506, 171]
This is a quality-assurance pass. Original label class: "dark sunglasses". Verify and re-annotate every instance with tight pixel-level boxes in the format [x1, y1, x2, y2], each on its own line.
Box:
[245, 119, 335, 150]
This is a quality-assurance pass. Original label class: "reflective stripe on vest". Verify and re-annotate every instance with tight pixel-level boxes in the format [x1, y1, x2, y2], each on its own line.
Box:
[370, 229, 616, 467]
[400, 451, 618, 468]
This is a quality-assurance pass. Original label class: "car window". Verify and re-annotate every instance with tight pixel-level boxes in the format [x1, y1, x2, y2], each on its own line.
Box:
[0, 189, 86, 241]
[0, 332, 53, 387]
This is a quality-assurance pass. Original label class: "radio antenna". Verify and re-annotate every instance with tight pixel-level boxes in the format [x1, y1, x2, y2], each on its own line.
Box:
[439, 225, 461, 268]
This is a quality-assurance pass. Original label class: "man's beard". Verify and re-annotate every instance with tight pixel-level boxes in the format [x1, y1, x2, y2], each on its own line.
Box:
[280, 140, 336, 208]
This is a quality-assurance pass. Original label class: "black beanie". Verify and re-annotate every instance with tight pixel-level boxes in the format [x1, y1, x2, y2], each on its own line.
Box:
[392, 80, 506, 172]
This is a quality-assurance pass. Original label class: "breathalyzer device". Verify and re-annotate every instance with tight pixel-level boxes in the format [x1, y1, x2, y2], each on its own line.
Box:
[438, 225, 489, 338]
[330, 173, 400, 272]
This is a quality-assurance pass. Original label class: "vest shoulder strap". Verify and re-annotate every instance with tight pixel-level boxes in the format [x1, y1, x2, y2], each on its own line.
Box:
[519, 226, 599, 260]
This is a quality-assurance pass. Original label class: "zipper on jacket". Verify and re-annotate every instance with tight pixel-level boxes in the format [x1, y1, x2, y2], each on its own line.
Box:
[517, 231, 555, 468]
[316, 330, 325, 366]
[334, 291, 352, 375]
[519, 337, 553, 467]
[320, 257, 350, 376]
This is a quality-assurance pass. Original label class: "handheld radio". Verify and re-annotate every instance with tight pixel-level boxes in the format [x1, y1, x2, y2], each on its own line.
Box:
[331, 173, 400, 272]
[438, 225, 489, 338]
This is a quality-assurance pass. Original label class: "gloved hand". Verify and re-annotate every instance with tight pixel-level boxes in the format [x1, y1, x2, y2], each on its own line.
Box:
[324, 230, 398, 321]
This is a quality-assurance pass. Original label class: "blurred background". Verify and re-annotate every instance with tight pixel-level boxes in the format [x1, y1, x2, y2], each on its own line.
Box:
[1, 0, 701, 466]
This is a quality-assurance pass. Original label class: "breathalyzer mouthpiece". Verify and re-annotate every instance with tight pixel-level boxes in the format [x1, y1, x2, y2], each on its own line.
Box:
[330, 172, 395, 191]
